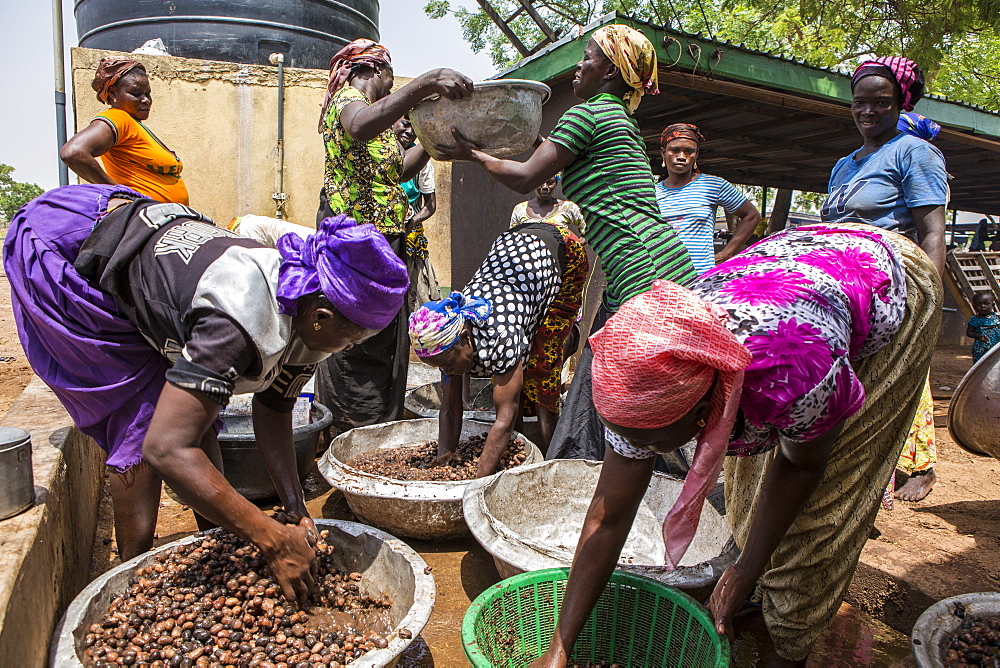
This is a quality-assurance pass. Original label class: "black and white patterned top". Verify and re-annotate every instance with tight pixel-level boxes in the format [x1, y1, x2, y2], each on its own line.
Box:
[464, 228, 563, 376]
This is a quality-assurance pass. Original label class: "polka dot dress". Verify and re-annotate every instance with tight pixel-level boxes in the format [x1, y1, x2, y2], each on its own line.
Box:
[465, 230, 562, 376]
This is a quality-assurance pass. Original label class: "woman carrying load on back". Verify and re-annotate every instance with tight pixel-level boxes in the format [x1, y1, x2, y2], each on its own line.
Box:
[436, 25, 696, 462]
[530, 222, 941, 667]
[4, 184, 408, 603]
[408, 217, 589, 470]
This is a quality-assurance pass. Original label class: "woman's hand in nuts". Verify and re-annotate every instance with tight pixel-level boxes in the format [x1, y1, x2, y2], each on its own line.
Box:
[260, 520, 318, 607]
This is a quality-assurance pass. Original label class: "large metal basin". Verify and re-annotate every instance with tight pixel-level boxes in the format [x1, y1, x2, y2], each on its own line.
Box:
[948, 343, 1000, 458]
[219, 401, 333, 500]
[318, 419, 544, 540]
[463, 459, 738, 591]
[404, 378, 497, 423]
[50, 519, 436, 667]
[410, 79, 550, 160]
[911, 592, 1000, 667]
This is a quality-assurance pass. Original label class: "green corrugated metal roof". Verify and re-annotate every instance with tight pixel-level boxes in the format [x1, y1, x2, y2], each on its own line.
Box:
[497, 12, 1000, 138]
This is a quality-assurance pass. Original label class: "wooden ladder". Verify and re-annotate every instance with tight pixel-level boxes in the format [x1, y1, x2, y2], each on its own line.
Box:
[945, 251, 1000, 318]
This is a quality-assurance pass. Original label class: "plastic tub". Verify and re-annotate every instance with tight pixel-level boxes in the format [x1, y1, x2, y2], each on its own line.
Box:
[218, 401, 333, 500]
[463, 568, 729, 667]
[50, 519, 435, 667]
[463, 459, 737, 591]
[318, 419, 544, 540]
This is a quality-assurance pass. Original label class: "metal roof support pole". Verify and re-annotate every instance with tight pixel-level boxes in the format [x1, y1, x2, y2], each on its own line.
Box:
[269, 53, 287, 219]
[475, 0, 558, 57]
[767, 188, 793, 234]
[53, 0, 69, 186]
[515, 0, 559, 42]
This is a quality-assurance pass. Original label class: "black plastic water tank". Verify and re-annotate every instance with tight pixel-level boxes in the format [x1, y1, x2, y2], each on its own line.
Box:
[75, 0, 379, 69]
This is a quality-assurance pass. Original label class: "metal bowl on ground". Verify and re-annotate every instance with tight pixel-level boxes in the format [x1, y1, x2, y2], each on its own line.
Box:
[50, 519, 436, 668]
[463, 459, 738, 591]
[409, 79, 551, 160]
[911, 592, 1000, 667]
[404, 378, 496, 422]
[318, 418, 544, 540]
[218, 401, 333, 500]
[948, 342, 1000, 458]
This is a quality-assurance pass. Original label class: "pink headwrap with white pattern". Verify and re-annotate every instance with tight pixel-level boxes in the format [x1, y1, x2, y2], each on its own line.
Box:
[851, 56, 925, 112]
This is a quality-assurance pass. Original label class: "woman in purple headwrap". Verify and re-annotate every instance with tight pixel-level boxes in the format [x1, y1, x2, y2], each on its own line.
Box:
[3, 184, 407, 603]
[822, 56, 948, 503]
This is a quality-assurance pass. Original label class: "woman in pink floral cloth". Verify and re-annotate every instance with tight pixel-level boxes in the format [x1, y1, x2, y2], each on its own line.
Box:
[531, 222, 941, 667]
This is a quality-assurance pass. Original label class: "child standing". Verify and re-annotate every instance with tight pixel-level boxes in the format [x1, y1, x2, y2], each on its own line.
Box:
[967, 291, 1000, 363]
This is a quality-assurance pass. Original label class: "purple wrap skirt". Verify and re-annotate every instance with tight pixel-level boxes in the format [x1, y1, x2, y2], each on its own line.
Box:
[2, 184, 169, 470]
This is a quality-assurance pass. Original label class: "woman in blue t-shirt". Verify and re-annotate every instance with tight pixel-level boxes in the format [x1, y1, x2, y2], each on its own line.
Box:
[821, 56, 947, 274]
[822, 56, 948, 504]
[655, 123, 761, 274]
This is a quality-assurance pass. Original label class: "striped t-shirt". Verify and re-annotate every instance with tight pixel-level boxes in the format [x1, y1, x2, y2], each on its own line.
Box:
[549, 94, 695, 309]
[654, 174, 748, 274]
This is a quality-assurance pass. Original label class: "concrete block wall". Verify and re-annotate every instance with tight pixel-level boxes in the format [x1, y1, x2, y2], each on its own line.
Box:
[70, 47, 455, 289]
[0, 378, 105, 667]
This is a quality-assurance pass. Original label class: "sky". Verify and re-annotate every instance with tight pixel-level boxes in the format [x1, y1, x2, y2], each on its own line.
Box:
[0, 1, 497, 191]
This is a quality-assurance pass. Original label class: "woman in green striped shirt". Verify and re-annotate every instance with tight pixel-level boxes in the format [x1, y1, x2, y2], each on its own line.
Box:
[437, 24, 695, 460]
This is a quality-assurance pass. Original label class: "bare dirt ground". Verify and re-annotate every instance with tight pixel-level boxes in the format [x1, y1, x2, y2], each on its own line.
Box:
[0, 274, 33, 417]
[848, 345, 1000, 640]
[2, 266, 997, 666]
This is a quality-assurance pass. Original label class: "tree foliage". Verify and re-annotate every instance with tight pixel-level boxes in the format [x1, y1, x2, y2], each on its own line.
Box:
[425, 0, 1000, 108]
[0, 164, 44, 224]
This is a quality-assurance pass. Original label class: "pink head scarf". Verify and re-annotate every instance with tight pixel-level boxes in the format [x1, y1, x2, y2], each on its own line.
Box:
[318, 38, 392, 132]
[851, 56, 925, 112]
[591, 280, 752, 569]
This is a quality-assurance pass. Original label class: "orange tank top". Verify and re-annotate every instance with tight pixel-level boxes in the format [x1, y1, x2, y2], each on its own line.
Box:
[95, 108, 189, 205]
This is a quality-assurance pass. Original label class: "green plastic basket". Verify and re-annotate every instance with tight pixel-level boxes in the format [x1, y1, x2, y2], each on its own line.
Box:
[462, 568, 730, 667]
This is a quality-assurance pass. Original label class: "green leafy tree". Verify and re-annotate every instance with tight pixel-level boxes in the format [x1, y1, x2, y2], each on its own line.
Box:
[0, 164, 43, 224]
[425, 1, 1000, 108]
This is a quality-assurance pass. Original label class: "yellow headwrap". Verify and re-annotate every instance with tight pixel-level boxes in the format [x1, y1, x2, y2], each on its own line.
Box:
[592, 25, 660, 113]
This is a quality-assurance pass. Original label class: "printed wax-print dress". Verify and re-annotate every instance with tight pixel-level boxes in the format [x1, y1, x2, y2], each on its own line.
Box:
[518, 224, 588, 413]
[695, 224, 906, 456]
[321, 86, 407, 235]
[509, 199, 587, 236]
[465, 230, 563, 380]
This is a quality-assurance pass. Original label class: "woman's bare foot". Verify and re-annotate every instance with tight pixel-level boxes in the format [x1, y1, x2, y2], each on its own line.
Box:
[894, 468, 936, 502]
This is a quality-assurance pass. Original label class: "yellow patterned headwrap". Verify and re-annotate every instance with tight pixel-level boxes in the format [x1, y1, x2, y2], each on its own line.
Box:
[592, 25, 660, 113]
